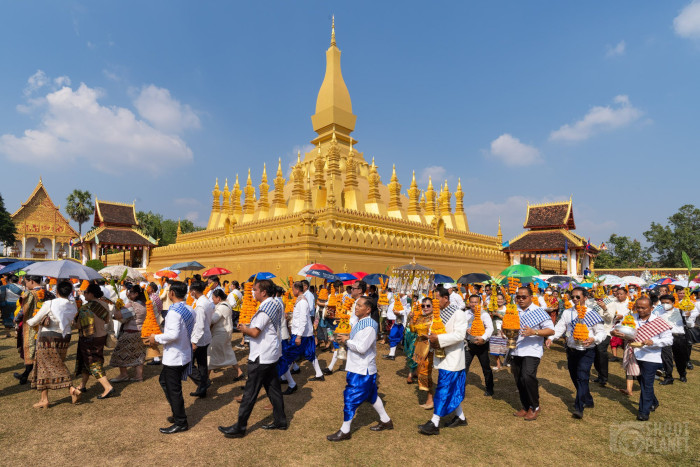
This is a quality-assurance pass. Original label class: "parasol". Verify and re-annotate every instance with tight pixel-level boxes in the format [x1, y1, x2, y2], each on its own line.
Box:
[547, 275, 575, 284]
[433, 274, 454, 284]
[248, 272, 276, 281]
[170, 261, 205, 271]
[24, 260, 103, 281]
[456, 273, 491, 285]
[297, 263, 334, 276]
[499, 264, 541, 278]
[203, 267, 232, 277]
[155, 270, 178, 279]
[0, 260, 34, 275]
[363, 273, 389, 285]
[99, 265, 145, 282]
[305, 269, 339, 282]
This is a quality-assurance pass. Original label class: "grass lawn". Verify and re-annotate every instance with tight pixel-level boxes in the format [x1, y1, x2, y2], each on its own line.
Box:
[0, 332, 697, 466]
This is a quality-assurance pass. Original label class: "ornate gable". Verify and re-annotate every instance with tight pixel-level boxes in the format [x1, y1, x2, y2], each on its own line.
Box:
[11, 178, 79, 239]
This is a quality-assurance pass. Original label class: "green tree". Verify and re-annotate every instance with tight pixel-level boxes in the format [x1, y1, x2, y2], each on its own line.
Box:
[65, 189, 93, 236]
[0, 193, 17, 248]
[643, 204, 700, 267]
[594, 233, 652, 268]
[137, 211, 202, 246]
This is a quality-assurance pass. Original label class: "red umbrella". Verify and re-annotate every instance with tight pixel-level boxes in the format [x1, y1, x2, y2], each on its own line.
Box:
[298, 263, 334, 275]
[353, 272, 368, 280]
[155, 270, 178, 279]
[203, 267, 232, 277]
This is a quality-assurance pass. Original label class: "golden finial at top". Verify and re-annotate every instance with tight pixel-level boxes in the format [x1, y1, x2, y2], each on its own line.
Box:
[331, 15, 336, 47]
[297, 150, 301, 164]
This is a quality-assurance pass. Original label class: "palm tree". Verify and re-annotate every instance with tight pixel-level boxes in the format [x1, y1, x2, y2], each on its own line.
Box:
[66, 189, 93, 236]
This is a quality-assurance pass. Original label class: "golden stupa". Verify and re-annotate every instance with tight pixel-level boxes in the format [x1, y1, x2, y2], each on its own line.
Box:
[148, 19, 509, 279]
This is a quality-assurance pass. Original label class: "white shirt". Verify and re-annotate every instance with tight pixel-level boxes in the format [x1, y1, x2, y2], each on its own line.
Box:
[345, 325, 377, 375]
[155, 303, 194, 366]
[227, 288, 242, 309]
[549, 307, 606, 349]
[434, 307, 469, 371]
[206, 285, 223, 301]
[450, 291, 466, 310]
[100, 285, 117, 302]
[304, 289, 316, 316]
[537, 296, 547, 308]
[512, 304, 555, 359]
[467, 310, 494, 342]
[191, 295, 214, 346]
[658, 306, 685, 335]
[27, 297, 77, 337]
[631, 313, 673, 363]
[688, 302, 700, 328]
[387, 294, 407, 320]
[248, 297, 282, 364]
[291, 296, 313, 337]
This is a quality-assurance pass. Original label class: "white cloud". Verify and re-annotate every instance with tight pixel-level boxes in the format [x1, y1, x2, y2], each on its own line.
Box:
[605, 40, 626, 57]
[185, 211, 200, 223]
[418, 166, 446, 186]
[674, 1, 700, 38]
[0, 75, 195, 174]
[24, 70, 49, 96]
[549, 95, 643, 142]
[488, 134, 542, 167]
[132, 85, 200, 133]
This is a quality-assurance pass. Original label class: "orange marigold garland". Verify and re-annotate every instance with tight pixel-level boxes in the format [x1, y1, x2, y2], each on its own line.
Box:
[470, 303, 486, 337]
[239, 282, 257, 325]
[502, 303, 520, 331]
[572, 304, 589, 342]
[141, 291, 162, 358]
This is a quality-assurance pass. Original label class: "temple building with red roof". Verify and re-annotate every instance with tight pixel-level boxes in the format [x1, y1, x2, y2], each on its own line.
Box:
[504, 198, 598, 275]
[79, 199, 156, 267]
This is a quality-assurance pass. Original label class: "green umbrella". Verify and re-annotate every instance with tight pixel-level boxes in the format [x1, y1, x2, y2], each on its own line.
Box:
[499, 264, 541, 278]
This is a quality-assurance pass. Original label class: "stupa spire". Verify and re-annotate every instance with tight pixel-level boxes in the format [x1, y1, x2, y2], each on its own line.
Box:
[272, 158, 287, 216]
[387, 164, 403, 218]
[497, 218, 503, 244]
[331, 15, 336, 47]
[441, 180, 451, 215]
[258, 164, 270, 213]
[222, 178, 231, 212]
[232, 174, 242, 216]
[407, 170, 420, 216]
[212, 178, 221, 210]
[425, 176, 436, 217]
[243, 169, 255, 215]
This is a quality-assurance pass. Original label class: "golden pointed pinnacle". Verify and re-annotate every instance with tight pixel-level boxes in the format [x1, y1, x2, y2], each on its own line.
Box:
[214, 178, 219, 190]
[498, 217, 502, 234]
[332, 131, 337, 143]
[261, 163, 268, 182]
[427, 175, 433, 190]
[371, 156, 375, 167]
[331, 15, 336, 47]
[457, 177, 462, 191]
[391, 164, 398, 182]
[297, 150, 301, 164]
[411, 170, 417, 187]
[223, 178, 229, 192]
[246, 169, 252, 186]
[444, 180, 449, 191]
[234, 173, 240, 188]
[276, 158, 283, 177]
[349, 137, 353, 153]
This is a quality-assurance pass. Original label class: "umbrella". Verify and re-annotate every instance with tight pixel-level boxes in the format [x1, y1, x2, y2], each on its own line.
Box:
[297, 263, 334, 276]
[99, 265, 145, 282]
[353, 272, 368, 280]
[0, 260, 34, 275]
[363, 273, 389, 285]
[24, 260, 103, 280]
[334, 272, 358, 285]
[547, 275, 575, 284]
[0, 258, 19, 265]
[203, 267, 232, 277]
[155, 270, 179, 279]
[456, 273, 491, 285]
[599, 274, 623, 286]
[170, 261, 205, 271]
[671, 279, 694, 287]
[655, 278, 674, 285]
[621, 276, 646, 286]
[305, 269, 338, 282]
[248, 272, 276, 281]
[433, 274, 454, 284]
[499, 264, 541, 278]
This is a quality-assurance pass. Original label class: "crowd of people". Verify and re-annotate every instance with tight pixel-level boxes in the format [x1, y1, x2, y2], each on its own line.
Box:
[1, 270, 698, 438]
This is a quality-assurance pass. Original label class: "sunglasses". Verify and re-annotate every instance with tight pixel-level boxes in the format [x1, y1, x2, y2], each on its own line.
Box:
[515, 295, 529, 299]
[421, 304, 432, 308]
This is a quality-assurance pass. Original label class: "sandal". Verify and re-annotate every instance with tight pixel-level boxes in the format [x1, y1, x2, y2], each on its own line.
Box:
[70, 386, 82, 404]
[109, 376, 130, 383]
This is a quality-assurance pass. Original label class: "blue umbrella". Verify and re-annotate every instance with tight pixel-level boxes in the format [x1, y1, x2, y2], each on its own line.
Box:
[306, 269, 338, 282]
[335, 272, 358, 282]
[433, 274, 454, 284]
[363, 273, 389, 285]
[170, 261, 205, 271]
[0, 258, 20, 265]
[248, 272, 276, 281]
[0, 260, 34, 275]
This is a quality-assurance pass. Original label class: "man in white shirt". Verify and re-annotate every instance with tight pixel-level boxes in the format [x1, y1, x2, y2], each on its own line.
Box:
[546, 287, 605, 419]
[324, 280, 367, 375]
[383, 292, 408, 360]
[218, 279, 287, 438]
[148, 281, 195, 434]
[657, 294, 688, 384]
[464, 295, 495, 396]
[446, 283, 465, 310]
[611, 296, 673, 421]
[278, 281, 325, 393]
[302, 280, 316, 320]
[511, 286, 555, 421]
[205, 276, 222, 300]
[599, 287, 630, 363]
[419, 287, 469, 435]
[227, 280, 243, 326]
[327, 297, 392, 441]
[189, 281, 214, 398]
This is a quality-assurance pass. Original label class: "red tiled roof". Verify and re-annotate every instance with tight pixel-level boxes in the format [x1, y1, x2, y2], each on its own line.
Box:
[95, 201, 137, 226]
[506, 230, 597, 253]
[524, 201, 574, 229]
[95, 228, 155, 246]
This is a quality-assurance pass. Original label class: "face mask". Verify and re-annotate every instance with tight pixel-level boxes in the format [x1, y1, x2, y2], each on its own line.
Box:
[545, 291, 552, 295]
[663, 303, 673, 311]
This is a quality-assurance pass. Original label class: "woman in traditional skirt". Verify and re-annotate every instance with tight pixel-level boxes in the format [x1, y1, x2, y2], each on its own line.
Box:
[404, 294, 419, 384]
[208, 289, 244, 380]
[74, 284, 114, 400]
[411, 297, 436, 409]
[26, 280, 78, 408]
[488, 293, 508, 371]
[109, 285, 147, 383]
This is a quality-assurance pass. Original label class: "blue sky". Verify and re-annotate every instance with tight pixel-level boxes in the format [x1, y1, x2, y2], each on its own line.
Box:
[1, 1, 699, 246]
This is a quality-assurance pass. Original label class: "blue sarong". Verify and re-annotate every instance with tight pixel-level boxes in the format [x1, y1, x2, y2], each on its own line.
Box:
[389, 323, 404, 347]
[433, 369, 466, 417]
[343, 372, 378, 421]
[278, 335, 316, 376]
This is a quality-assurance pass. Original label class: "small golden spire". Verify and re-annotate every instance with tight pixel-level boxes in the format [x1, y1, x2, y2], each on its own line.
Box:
[349, 137, 353, 153]
[223, 178, 229, 192]
[235, 173, 239, 186]
[371, 156, 375, 167]
[497, 218, 503, 243]
[332, 131, 337, 143]
[214, 178, 219, 190]
[276, 158, 283, 177]
[427, 176, 433, 190]
[246, 169, 252, 185]
[177, 218, 182, 235]
[331, 15, 336, 47]
[411, 170, 416, 185]
[297, 150, 301, 164]
[261, 163, 268, 182]
[457, 177, 462, 191]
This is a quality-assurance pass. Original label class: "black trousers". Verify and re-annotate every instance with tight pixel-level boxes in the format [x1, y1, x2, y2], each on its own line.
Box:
[637, 360, 661, 417]
[237, 358, 286, 428]
[192, 344, 209, 390]
[159, 364, 187, 426]
[566, 347, 595, 412]
[511, 356, 541, 410]
[593, 335, 610, 383]
[662, 334, 688, 379]
[464, 342, 494, 392]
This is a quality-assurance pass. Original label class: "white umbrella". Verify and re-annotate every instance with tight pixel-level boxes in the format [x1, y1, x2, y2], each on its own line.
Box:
[671, 279, 695, 287]
[621, 276, 646, 286]
[599, 274, 623, 286]
[24, 260, 103, 281]
[99, 265, 145, 282]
